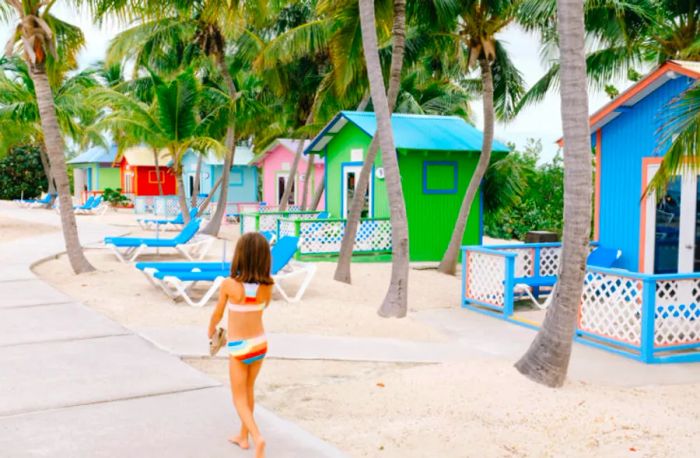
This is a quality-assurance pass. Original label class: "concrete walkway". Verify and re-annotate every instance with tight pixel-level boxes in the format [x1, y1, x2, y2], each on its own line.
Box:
[0, 204, 344, 457]
[137, 326, 467, 363]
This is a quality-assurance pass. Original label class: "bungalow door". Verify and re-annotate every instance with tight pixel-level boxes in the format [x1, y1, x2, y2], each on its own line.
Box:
[643, 163, 700, 274]
[342, 164, 372, 219]
[276, 173, 295, 206]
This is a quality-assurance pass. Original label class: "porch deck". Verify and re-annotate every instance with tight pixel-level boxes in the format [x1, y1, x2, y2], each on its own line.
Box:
[462, 243, 700, 364]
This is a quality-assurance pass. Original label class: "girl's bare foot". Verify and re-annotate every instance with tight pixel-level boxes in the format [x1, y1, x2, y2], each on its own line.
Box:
[254, 436, 266, 458]
[228, 435, 249, 450]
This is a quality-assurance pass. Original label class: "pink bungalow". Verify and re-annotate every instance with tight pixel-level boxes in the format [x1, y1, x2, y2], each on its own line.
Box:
[251, 138, 325, 209]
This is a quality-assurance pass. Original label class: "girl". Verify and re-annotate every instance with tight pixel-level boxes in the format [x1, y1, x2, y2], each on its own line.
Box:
[208, 232, 273, 458]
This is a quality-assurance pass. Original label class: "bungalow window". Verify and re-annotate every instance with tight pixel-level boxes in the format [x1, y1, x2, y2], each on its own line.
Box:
[423, 161, 458, 194]
[230, 170, 244, 186]
[148, 170, 166, 183]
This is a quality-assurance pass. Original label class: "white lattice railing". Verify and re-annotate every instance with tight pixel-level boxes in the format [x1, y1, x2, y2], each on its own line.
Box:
[462, 247, 512, 310]
[653, 278, 700, 348]
[154, 196, 180, 217]
[239, 211, 322, 234]
[579, 270, 643, 346]
[281, 218, 392, 255]
[461, 242, 700, 363]
[133, 196, 155, 214]
[241, 214, 258, 233]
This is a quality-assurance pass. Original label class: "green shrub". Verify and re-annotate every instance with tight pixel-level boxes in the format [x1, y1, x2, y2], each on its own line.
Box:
[103, 187, 131, 206]
[0, 146, 47, 200]
[484, 139, 565, 240]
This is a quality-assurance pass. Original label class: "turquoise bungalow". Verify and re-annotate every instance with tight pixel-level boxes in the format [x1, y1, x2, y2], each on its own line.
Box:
[181, 145, 258, 203]
[588, 60, 700, 274]
[67, 145, 120, 195]
[304, 111, 509, 261]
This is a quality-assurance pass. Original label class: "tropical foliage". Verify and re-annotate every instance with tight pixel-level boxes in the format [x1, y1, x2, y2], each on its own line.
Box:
[0, 145, 47, 199]
[484, 139, 564, 240]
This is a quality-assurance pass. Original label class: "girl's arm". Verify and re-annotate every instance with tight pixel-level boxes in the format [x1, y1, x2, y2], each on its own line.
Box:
[208, 283, 228, 338]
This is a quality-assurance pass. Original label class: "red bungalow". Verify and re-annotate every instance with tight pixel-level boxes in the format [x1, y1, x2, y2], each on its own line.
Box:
[119, 146, 177, 196]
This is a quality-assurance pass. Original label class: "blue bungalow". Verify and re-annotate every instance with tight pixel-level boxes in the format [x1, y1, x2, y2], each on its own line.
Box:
[589, 60, 700, 274]
[459, 61, 700, 365]
[181, 145, 258, 203]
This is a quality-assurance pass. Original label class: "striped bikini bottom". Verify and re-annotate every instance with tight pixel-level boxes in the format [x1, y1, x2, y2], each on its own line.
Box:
[227, 335, 267, 365]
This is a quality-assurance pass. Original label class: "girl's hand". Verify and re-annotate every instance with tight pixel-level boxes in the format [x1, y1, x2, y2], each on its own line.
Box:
[207, 326, 215, 339]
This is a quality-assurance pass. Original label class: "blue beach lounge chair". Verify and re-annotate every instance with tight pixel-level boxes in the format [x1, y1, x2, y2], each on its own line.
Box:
[75, 195, 107, 215]
[138, 208, 199, 231]
[104, 218, 214, 263]
[135, 236, 315, 306]
[514, 246, 622, 309]
[16, 193, 56, 208]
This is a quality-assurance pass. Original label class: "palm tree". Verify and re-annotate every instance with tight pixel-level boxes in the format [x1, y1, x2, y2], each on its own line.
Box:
[436, 0, 524, 275]
[514, 0, 699, 116]
[514, 0, 593, 387]
[358, 0, 410, 317]
[0, 57, 100, 197]
[334, 0, 407, 285]
[1, 0, 94, 274]
[93, 67, 227, 219]
[89, 0, 269, 236]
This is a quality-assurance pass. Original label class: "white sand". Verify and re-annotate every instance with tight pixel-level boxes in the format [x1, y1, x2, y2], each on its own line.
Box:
[188, 357, 700, 458]
[0, 216, 57, 243]
[30, 211, 700, 457]
[33, 211, 448, 341]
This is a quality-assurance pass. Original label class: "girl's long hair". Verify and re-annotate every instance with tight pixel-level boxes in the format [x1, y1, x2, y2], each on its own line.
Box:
[230, 232, 274, 285]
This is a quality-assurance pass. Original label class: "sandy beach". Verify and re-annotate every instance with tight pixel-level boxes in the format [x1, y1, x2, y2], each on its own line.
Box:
[0, 215, 58, 243]
[30, 210, 700, 458]
[34, 211, 449, 341]
[188, 358, 700, 457]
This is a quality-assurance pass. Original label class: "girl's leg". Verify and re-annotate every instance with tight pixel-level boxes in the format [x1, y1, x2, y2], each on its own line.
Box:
[228, 358, 265, 457]
[235, 359, 264, 444]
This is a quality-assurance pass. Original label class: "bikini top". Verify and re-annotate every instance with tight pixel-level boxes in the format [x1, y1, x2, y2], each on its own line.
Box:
[228, 282, 267, 312]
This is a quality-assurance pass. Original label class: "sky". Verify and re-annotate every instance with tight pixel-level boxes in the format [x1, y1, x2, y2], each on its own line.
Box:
[0, 6, 633, 163]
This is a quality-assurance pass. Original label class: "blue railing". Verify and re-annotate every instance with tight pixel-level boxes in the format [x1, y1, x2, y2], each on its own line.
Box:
[461, 243, 700, 364]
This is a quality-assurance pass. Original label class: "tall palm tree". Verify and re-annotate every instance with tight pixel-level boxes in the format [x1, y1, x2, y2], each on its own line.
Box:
[436, 0, 524, 275]
[89, 0, 269, 236]
[93, 67, 227, 219]
[334, 0, 407, 285]
[2, 0, 94, 274]
[515, 0, 593, 387]
[0, 57, 100, 196]
[514, 0, 699, 116]
[358, 0, 410, 317]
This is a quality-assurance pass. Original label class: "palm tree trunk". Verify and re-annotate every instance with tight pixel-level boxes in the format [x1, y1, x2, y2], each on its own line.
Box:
[301, 153, 314, 211]
[191, 153, 203, 207]
[202, 48, 237, 237]
[39, 142, 56, 197]
[280, 110, 315, 211]
[310, 178, 325, 211]
[437, 58, 494, 275]
[153, 148, 164, 196]
[358, 0, 410, 318]
[279, 135, 305, 211]
[30, 68, 94, 273]
[335, 0, 406, 285]
[175, 166, 190, 222]
[514, 0, 593, 388]
[196, 173, 223, 217]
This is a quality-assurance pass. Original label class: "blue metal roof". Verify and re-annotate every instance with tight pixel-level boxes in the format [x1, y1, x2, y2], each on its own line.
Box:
[305, 111, 510, 154]
[68, 145, 118, 165]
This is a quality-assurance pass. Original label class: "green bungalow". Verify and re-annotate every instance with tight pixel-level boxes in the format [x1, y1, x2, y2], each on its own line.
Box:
[67, 145, 120, 196]
[304, 111, 510, 261]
